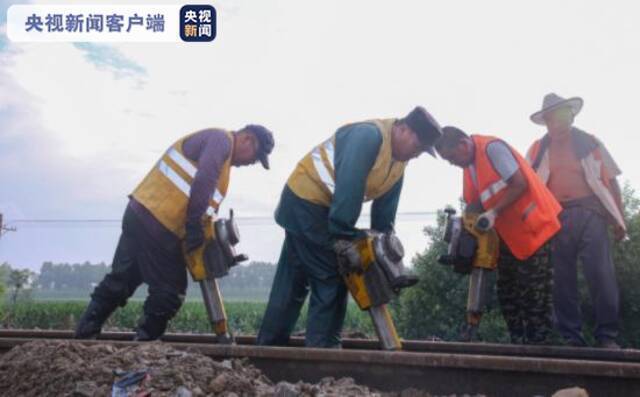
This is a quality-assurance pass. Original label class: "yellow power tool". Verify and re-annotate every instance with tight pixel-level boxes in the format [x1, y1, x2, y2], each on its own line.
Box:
[438, 208, 499, 341]
[184, 209, 247, 344]
[335, 229, 418, 350]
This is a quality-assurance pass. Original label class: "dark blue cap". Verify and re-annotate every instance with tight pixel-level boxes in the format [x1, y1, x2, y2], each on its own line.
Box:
[244, 124, 274, 169]
[404, 106, 442, 157]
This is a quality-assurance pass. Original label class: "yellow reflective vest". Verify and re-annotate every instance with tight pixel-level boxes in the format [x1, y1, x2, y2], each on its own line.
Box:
[287, 119, 406, 207]
[132, 131, 234, 238]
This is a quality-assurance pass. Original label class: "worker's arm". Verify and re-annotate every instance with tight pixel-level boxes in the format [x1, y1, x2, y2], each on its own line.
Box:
[475, 141, 527, 230]
[371, 177, 403, 233]
[609, 177, 626, 240]
[466, 199, 484, 214]
[594, 137, 626, 239]
[491, 169, 528, 216]
[184, 131, 232, 250]
[329, 123, 382, 241]
[597, 138, 625, 218]
[475, 170, 527, 231]
[610, 177, 624, 219]
[524, 141, 538, 165]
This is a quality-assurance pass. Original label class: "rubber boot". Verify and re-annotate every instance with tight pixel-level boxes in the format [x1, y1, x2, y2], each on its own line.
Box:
[74, 299, 117, 339]
[133, 327, 154, 342]
[134, 314, 170, 341]
[459, 323, 478, 342]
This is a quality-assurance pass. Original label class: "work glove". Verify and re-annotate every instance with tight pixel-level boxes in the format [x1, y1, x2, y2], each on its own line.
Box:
[185, 220, 205, 253]
[475, 209, 497, 232]
[334, 238, 367, 275]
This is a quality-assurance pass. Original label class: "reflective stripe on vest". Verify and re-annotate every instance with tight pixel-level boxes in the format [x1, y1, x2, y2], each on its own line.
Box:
[168, 147, 197, 179]
[480, 179, 507, 204]
[131, 130, 233, 238]
[311, 140, 336, 194]
[469, 164, 507, 205]
[164, 147, 226, 209]
[286, 119, 405, 207]
[158, 159, 191, 197]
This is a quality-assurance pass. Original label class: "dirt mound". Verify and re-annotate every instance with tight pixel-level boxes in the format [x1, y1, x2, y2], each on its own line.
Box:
[0, 341, 384, 396]
[0, 341, 494, 396]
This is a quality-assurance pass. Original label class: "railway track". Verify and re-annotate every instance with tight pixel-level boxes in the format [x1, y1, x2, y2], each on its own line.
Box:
[0, 329, 638, 396]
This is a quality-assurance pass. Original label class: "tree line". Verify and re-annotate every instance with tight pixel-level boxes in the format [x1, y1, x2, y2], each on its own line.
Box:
[397, 184, 640, 347]
[0, 260, 276, 300]
[2, 185, 639, 346]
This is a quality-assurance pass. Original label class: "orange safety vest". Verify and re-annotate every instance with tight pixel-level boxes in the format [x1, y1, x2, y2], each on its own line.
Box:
[132, 131, 234, 238]
[463, 135, 561, 260]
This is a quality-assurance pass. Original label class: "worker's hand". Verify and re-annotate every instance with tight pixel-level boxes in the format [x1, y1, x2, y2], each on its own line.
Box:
[185, 221, 205, 253]
[475, 209, 497, 232]
[334, 239, 365, 275]
[613, 225, 627, 242]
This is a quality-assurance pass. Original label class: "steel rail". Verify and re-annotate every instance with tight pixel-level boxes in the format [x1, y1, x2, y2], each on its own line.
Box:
[0, 330, 638, 396]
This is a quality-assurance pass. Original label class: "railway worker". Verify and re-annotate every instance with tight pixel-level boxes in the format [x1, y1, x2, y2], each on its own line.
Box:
[75, 125, 275, 341]
[527, 93, 625, 349]
[257, 106, 442, 348]
[436, 126, 561, 345]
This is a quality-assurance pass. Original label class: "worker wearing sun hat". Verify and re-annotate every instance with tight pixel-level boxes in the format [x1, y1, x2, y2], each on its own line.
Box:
[526, 93, 625, 349]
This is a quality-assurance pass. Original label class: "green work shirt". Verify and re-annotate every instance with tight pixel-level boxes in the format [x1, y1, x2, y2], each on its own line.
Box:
[275, 122, 404, 249]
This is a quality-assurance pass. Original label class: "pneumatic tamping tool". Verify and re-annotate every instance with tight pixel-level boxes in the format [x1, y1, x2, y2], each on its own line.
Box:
[335, 229, 418, 350]
[438, 208, 499, 341]
[184, 209, 248, 344]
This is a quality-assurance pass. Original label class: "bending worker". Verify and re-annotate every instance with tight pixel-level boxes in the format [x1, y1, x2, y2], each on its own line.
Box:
[436, 126, 561, 344]
[75, 125, 274, 341]
[257, 106, 442, 348]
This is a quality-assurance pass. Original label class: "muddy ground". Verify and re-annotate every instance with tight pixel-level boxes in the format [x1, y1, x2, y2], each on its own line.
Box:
[0, 340, 488, 396]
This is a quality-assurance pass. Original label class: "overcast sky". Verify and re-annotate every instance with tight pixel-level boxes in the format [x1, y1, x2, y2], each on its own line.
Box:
[1, 0, 639, 272]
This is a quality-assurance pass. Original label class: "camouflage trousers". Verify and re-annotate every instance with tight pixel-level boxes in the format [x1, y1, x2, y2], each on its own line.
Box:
[497, 246, 553, 344]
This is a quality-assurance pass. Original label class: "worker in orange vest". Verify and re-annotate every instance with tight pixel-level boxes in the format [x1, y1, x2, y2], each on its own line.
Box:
[436, 126, 562, 344]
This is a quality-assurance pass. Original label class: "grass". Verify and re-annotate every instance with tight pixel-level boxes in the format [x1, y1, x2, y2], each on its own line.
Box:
[31, 287, 272, 303]
[0, 300, 375, 336]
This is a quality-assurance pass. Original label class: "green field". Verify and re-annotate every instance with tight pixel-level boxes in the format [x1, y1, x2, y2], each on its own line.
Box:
[30, 287, 272, 303]
[0, 300, 375, 336]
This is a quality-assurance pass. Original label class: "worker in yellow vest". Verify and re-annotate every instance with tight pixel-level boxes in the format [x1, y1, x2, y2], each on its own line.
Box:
[75, 125, 274, 341]
[257, 107, 442, 347]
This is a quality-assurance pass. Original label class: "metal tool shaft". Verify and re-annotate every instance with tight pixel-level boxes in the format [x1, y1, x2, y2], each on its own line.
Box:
[369, 304, 401, 350]
[199, 278, 233, 343]
[467, 267, 489, 314]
